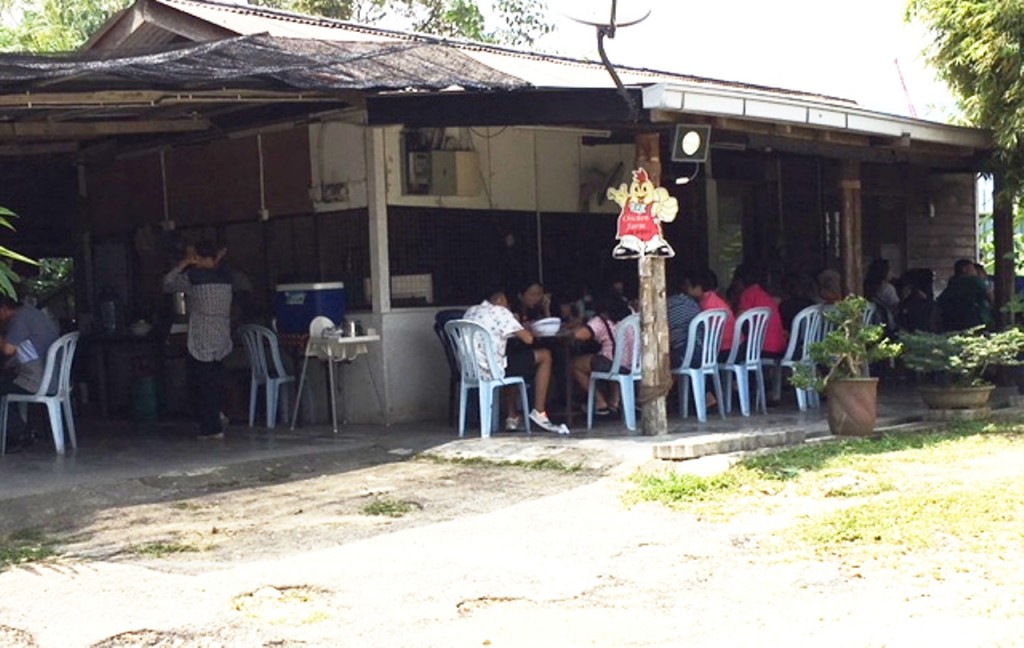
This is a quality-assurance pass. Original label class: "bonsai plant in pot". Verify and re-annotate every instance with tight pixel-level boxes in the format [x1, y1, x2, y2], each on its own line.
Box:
[791, 296, 902, 436]
[899, 326, 1024, 410]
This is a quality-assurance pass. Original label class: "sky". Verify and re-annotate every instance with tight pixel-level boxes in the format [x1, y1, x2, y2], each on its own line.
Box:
[532, 0, 958, 122]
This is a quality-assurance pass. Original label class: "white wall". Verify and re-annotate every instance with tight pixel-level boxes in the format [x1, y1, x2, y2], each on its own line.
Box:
[310, 123, 637, 425]
[381, 126, 634, 214]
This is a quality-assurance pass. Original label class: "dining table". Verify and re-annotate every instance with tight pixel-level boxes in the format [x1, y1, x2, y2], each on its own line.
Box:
[533, 331, 582, 427]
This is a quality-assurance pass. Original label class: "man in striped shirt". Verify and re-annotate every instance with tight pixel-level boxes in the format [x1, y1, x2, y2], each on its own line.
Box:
[164, 241, 233, 439]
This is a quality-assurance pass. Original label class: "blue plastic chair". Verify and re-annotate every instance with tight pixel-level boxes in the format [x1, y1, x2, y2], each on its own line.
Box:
[239, 324, 295, 428]
[586, 313, 641, 431]
[767, 304, 823, 411]
[1, 331, 80, 456]
[444, 319, 531, 438]
[719, 307, 770, 416]
[672, 309, 728, 423]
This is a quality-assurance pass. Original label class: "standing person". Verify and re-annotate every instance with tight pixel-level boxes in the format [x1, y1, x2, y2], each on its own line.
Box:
[163, 241, 233, 439]
[937, 259, 989, 332]
[463, 288, 564, 433]
[0, 296, 59, 451]
[733, 263, 787, 358]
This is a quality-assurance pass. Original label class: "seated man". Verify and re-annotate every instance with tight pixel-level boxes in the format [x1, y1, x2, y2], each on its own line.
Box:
[938, 259, 989, 331]
[0, 296, 59, 451]
[463, 288, 566, 433]
[667, 281, 702, 368]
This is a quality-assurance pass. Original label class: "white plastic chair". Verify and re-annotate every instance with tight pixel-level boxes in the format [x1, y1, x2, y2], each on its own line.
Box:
[719, 307, 771, 416]
[586, 313, 642, 431]
[238, 324, 295, 428]
[1, 331, 79, 456]
[767, 304, 823, 411]
[444, 319, 531, 438]
[672, 309, 728, 423]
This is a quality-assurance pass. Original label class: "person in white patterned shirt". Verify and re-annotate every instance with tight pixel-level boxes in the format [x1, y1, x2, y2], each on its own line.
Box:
[163, 241, 232, 439]
[463, 289, 564, 433]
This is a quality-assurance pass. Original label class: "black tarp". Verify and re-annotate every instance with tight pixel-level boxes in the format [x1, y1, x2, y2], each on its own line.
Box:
[0, 34, 528, 93]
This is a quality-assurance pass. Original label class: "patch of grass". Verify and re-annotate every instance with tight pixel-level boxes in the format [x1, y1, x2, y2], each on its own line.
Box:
[360, 497, 416, 518]
[0, 528, 56, 570]
[793, 478, 1024, 556]
[627, 421, 1024, 509]
[418, 453, 584, 473]
[130, 541, 202, 558]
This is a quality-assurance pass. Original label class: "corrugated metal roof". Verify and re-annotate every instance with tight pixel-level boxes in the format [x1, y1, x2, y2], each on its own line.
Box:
[151, 0, 856, 106]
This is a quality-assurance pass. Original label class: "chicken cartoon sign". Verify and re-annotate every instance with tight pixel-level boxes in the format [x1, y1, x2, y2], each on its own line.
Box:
[607, 167, 679, 259]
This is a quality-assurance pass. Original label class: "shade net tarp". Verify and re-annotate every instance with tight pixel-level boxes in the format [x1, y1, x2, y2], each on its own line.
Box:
[0, 34, 529, 93]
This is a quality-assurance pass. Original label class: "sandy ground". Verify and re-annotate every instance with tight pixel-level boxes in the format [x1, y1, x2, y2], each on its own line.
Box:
[2, 438, 1024, 648]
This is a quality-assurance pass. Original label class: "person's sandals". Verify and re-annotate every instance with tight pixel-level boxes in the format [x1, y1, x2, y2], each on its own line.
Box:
[505, 415, 523, 432]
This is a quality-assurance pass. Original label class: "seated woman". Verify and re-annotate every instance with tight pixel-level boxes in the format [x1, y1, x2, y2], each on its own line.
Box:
[513, 281, 551, 324]
[552, 292, 583, 328]
[569, 293, 634, 416]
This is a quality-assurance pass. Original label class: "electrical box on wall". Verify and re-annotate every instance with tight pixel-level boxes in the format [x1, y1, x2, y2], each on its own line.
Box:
[430, 150, 481, 196]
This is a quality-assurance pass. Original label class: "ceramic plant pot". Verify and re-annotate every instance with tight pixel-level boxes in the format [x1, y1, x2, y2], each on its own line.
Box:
[918, 385, 994, 410]
[825, 377, 879, 437]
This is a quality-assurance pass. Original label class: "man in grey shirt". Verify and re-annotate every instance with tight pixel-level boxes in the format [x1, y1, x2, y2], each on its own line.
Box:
[0, 295, 59, 450]
[164, 241, 233, 439]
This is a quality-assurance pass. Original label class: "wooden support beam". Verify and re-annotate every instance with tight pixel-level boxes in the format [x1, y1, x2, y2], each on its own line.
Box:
[0, 119, 211, 138]
[0, 142, 77, 156]
[0, 89, 338, 108]
[636, 132, 671, 436]
[839, 161, 863, 296]
[993, 171, 1014, 324]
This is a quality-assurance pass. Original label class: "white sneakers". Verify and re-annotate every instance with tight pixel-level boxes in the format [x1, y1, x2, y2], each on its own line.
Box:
[529, 409, 571, 436]
[504, 410, 570, 435]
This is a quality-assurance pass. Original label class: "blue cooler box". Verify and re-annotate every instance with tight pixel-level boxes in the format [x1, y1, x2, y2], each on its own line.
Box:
[274, 282, 347, 334]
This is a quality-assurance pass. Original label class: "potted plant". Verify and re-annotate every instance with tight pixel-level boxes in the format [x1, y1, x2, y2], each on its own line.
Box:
[790, 295, 902, 436]
[899, 326, 1024, 410]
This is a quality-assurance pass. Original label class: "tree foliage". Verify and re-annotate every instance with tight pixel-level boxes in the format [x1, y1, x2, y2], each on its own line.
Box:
[0, 0, 550, 52]
[0, 0, 129, 52]
[253, 0, 551, 46]
[908, 0, 1024, 196]
[0, 207, 36, 298]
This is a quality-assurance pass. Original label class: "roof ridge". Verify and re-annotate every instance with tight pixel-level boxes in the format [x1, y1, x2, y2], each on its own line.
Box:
[156, 0, 854, 105]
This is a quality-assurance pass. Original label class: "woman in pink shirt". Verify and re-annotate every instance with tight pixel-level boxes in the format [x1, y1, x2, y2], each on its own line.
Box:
[733, 263, 787, 357]
[684, 269, 736, 358]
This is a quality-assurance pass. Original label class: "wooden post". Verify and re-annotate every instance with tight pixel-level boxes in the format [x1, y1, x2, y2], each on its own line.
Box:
[993, 171, 1014, 325]
[636, 133, 671, 436]
[840, 161, 863, 295]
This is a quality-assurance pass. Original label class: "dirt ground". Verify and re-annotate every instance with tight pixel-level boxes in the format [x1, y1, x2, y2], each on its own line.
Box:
[2, 437, 1024, 647]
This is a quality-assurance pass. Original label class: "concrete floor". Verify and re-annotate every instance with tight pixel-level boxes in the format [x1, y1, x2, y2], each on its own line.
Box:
[0, 381, 1010, 501]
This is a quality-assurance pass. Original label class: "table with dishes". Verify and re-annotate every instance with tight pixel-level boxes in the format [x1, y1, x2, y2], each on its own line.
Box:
[528, 317, 579, 426]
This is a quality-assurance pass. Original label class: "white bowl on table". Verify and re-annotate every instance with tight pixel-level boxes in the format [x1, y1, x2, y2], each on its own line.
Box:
[530, 317, 562, 338]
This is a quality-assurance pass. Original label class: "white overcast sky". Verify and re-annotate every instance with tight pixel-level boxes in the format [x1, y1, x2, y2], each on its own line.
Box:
[531, 0, 956, 122]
